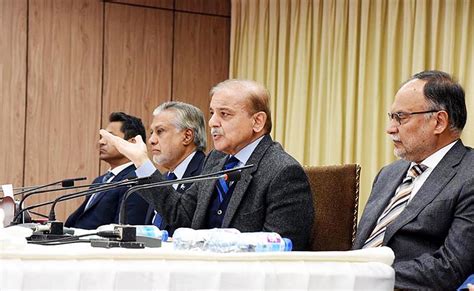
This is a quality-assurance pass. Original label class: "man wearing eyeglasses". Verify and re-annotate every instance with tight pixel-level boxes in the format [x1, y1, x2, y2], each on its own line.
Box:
[353, 70, 474, 290]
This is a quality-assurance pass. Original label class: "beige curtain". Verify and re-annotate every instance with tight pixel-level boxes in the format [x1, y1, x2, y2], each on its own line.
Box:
[229, 0, 474, 210]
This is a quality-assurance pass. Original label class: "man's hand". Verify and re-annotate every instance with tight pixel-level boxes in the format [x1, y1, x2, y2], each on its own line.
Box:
[100, 129, 150, 168]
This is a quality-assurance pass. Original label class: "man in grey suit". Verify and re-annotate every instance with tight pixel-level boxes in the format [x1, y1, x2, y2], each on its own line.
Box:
[353, 70, 474, 289]
[101, 80, 314, 250]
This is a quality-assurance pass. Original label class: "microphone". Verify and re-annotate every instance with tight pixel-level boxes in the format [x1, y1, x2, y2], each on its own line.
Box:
[47, 178, 144, 221]
[15, 177, 87, 222]
[7, 177, 141, 201]
[118, 164, 252, 224]
[5, 178, 122, 223]
[11, 177, 144, 225]
[0, 177, 88, 202]
[1, 178, 85, 195]
[16, 177, 87, 196]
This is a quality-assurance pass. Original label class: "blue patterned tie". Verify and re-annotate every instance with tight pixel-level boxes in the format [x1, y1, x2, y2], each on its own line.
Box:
[85, 171, 115, 211]
[216, 156, 240, 203]
[152, 172, 177, 228]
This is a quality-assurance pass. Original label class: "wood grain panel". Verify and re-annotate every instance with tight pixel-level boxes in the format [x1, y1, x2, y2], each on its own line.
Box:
[176, 0, 230, 16]
[25, 0, 103, 221]
[106, 0, 173, 9]
[0, 0, 27, 187]
[103, 3, 173, 147]
[173, 12, 230, 150]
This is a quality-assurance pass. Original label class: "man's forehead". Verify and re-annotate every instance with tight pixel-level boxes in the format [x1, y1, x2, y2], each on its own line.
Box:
[392, 79, 427, 108]
[105, 121, 124, 137]
[400, 78, 426, 92]
[106, 121, 122, 131]
[150, 111, 175, 128]
[210, 90, 248, 109]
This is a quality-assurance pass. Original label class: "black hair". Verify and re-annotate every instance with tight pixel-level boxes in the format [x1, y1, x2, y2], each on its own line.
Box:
[412, 70, 467, 132]
[109, 112, 146, 141]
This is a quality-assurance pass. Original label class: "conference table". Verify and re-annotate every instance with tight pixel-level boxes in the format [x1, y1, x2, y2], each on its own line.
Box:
[0, 232, 395, 291]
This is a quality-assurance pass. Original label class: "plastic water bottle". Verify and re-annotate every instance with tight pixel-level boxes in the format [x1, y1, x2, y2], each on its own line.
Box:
[236, 232, 292, 252]
[172, 228, 292, 252]
[172, 228, 240, 251]
[206, 231, 292, 253]
[135, 225, 169, 242]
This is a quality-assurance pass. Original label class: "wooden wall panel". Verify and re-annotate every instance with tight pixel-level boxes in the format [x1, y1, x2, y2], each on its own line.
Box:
[1, 0, 230, 224]
[103, 3, 173, 145]
[173, 12, 230, 150]
[106, 0, 173, 9]
[25, 0, 103, 221]
[0, 0, 27, 186]
[176, 0, 230, 16]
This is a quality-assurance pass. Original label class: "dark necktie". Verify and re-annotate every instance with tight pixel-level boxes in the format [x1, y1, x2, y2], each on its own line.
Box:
[216, 156, 240, 203]
[84, 171, 115, 211]
[152, 172, 177, 228]
[363, 164, 428, 248]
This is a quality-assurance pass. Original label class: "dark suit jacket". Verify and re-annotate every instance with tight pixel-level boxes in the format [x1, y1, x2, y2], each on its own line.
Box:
[138, 135, 314, 251]
[145, 150, 206, 233]
[353, 140, 474, 290]
[65, 164, 149, 229]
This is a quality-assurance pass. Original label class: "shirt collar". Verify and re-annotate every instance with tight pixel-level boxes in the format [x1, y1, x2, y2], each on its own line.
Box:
[109, 161, 134, 176]
[411, 140, 458, 170]
[170, 151, 196, 180]
[233, 136, 265, 165]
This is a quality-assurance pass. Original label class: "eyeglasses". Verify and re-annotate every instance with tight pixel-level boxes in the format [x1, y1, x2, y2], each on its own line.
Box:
[387, 110, 439, 125]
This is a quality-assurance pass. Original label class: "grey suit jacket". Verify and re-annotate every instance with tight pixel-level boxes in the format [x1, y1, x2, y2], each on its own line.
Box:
[137, 135, 314, 250]
[353, 140, 474, 290]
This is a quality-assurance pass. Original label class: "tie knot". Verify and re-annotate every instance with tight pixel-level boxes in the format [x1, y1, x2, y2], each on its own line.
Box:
[102, 171, 115, 183]
[408, 164, 428, 178]
[166, 172, 177, 181]
[224, 156, 240, 170]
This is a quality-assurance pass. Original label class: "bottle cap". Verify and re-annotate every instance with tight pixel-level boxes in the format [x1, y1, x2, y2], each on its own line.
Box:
[161, 230, 169, 242]
[283, 238, 292, 251]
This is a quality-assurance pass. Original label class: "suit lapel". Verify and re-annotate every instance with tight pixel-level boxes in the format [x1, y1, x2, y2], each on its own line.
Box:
[221, 135, 272, 227]
[177, 151, 205, 193]
[354, 161, 410, 247]
[183, 151, 205, 178]
[384, 141, 466, 243]
[192, 154, 225, 227]
[82, 164, 135, 213]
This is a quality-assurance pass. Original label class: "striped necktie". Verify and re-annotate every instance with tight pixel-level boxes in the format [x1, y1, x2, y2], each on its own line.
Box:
[363, 164, 428, 248]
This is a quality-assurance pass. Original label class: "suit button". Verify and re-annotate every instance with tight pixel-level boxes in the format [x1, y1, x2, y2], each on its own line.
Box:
[217, 210, 222, 215]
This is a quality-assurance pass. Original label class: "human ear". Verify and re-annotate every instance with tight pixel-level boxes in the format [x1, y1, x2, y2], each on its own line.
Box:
[182, 129, 194, 145]
[252, 112, 267, 133]
[433, 111, 449, 134]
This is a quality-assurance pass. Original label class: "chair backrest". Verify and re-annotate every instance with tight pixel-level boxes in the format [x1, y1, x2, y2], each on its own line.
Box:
[304, 164, 360, 251]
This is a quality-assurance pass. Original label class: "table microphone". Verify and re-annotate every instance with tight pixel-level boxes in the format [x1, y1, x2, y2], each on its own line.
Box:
[16, 177, 87, 214]
[4, 177, 86, 224]
[6, 178, 130, 222]
[47, 177, 145, 221]
[11, 177, 144, 225]
[10, 178, 146, 240]
[0, 177, 87, 197]
[118, 164, 253, 225]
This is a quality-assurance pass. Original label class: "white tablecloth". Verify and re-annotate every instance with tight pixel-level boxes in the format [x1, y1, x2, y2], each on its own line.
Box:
[0, 240, 394, 290]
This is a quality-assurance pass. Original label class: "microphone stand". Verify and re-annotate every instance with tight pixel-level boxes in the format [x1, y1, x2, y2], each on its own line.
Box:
[118, 164, 253, 225]
[47, 179, 141, 221]
[11, 178, 142, 224]
[10, 179, 142, 241]
[15, 177, 87, 223]
[0, 177, 87, 197]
